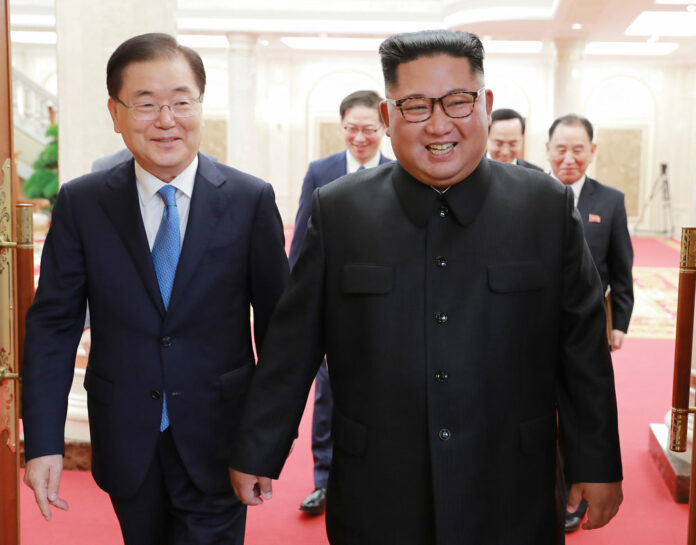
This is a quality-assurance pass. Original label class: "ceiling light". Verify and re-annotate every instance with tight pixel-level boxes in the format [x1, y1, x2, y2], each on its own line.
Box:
[280, 37, 385, 51]
[10, 14, 55, 28]
[177, 35, 229, 49]
[10, 31, 56, 45]
[585, 41, 678, 55]
[572, 23, 583, 30]
[482, 40, 543, 54]
[626, 11, 696, 36]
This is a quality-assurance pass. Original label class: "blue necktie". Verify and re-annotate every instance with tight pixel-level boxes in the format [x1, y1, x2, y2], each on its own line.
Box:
[151, 184, 180, 431]
[357, 165, 365, 171]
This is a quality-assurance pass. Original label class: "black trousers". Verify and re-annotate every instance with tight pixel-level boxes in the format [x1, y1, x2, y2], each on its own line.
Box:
[110, 429, 246, 545]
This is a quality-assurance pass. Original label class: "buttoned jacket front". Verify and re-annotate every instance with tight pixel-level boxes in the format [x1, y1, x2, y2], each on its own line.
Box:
[231, 158, 622, 545]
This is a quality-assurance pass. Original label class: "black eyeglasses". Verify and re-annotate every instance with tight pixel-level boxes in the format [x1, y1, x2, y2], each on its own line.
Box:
[384, 88, 485, 123]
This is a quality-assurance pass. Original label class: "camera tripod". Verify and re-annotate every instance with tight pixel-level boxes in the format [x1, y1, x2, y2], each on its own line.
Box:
[634, 163, 673, 237]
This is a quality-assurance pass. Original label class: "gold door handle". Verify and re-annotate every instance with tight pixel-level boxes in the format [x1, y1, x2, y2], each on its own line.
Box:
[0, 160, 33, 249]
[0, 365, 20, 381]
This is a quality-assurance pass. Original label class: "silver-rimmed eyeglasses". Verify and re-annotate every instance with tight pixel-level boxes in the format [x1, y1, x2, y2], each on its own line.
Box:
[342, 124, 382, 136]
[384, 88, 485, 123]
[113, 96, 202, 121]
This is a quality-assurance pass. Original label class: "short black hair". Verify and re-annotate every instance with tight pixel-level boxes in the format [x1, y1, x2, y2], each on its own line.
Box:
[339, 90, 383, 120]
[548, 114, 594, 142]
[107, 33, 206, 98]
[490, 108, 526, 134]
[379, 29, 484, 90]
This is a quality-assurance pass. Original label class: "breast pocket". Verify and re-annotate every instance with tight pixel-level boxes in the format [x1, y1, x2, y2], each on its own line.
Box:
[487, 261, 547, 293]
[341, 264, 393, 295]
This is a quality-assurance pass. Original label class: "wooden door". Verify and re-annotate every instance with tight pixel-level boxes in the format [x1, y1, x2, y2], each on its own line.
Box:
[1, 2, 34, 543]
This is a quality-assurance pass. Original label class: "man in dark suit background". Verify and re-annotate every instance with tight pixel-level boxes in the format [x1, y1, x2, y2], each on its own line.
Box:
[22, 33, 288, 545]
[290, 90, 391, 516]
[547, 113, 634, 533]
[229, 29, 622, 545]
[487, 107, 543, 171]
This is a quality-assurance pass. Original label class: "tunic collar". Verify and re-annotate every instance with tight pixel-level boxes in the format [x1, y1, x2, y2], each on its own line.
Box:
[392, 157, 492, 228]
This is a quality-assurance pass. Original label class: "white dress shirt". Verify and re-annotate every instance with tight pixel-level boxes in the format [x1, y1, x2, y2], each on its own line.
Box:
[135, 156, 198, 250]
[346, 151, 381, 174]
[550, 172, 586, 208]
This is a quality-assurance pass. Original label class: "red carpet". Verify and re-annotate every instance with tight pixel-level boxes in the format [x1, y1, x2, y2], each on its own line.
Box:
[19, 236, 688, 544]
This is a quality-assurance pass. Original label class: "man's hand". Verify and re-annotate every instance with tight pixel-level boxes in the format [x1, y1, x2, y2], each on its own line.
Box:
[229, 469, 273, 506]
[568, 481, 623, 530]
[23, 454, 69, 520]
[610, 330, 625, 351]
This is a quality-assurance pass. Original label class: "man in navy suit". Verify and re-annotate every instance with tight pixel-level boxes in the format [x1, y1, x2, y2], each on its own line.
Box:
[22, 33, 288, 545]
[547, 113, 633, 533]
[290, 90, 391, 515]
[487, 108, 543, 171]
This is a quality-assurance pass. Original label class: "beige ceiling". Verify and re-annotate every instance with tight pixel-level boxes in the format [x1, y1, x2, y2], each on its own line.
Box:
[10, 0, 696, 63]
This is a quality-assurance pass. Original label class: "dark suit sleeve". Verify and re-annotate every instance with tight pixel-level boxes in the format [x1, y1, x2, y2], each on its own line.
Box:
[231, 190, 326, 477]
[557, 189, 622, 484]
[607, 194, 634, 332]
[288, 166, 318, 269]
[249, 183, 291, 351]
[22, 184, 88, 460]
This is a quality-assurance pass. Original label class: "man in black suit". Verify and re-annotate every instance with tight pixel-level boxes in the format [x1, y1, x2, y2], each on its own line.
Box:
[229, 30, 622, 545]
[290, 90, 391, 516]
[487, 108, 543, 171]
[547, 113, 634, 533]
[22, 33, 288, 545]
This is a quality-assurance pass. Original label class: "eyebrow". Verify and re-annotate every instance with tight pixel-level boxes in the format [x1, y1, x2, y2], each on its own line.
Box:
[131, 86, 195, 98]
[399, 88, 474, 100]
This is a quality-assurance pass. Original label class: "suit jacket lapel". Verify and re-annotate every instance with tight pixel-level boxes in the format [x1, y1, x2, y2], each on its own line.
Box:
[577, 177, 597, 226]
[98, 160, 165, 315]
[326, 151, 347, 182]
[167, 154, 226, 312]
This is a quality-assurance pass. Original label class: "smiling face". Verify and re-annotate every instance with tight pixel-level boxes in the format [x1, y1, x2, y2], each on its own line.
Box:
[487, 117, 524, 163]
[546, 123, 597, 185]
[341, 105, 385, 164]
[379, 54, 493, 189]
[108, 54, 202, 182]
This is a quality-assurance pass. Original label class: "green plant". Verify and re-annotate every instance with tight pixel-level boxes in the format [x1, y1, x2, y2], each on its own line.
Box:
[22, 124, 58, 207]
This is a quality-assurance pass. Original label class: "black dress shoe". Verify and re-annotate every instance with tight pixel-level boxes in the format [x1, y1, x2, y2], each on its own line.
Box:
[299, 488, 327, 516]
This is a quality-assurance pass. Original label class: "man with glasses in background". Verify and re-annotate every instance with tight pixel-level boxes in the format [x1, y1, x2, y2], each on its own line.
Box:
[22, 33, 288, 545]
[289, 89, 391, 517]
[229, 29, 622, 545]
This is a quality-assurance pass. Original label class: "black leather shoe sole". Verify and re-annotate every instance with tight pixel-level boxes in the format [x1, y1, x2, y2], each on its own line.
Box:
[299, 488, 327, 516]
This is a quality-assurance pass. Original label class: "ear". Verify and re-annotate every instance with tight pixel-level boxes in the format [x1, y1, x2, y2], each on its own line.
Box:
[379, 101, 392, 138]
[590, 142, 598, 159]
[484, 89, 494, 122]
[545, 141, 552, 162]
[107, 97, 122, 134]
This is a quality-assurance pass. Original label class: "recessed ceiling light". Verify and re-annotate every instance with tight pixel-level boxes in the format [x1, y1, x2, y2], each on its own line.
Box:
[572, 23, 583, 30]
[626, 11, 696, 36]
[585, 41, 678, 55]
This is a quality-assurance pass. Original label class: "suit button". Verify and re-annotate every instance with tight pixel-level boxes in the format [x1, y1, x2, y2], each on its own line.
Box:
[438, 428, 451, 441]
[161, 336, 172, 347]
[435, 312, 448, 324]
[435, 256, 447, 268]
[439, 206, 449, 218]
[435, 371, 449, 383]
[150, 390, 161, 400]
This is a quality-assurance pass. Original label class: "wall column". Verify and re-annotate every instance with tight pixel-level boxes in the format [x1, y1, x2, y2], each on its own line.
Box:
[55, 2, 176, 182]
[226, 33, 258, 174]
[553, 38, 586, 117]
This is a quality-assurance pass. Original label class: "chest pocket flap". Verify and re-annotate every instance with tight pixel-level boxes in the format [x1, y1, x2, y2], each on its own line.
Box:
[487, 261, 547, 293]
[341, 264, 393, 295]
